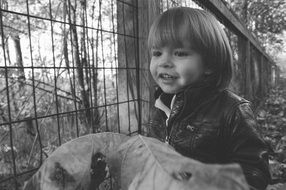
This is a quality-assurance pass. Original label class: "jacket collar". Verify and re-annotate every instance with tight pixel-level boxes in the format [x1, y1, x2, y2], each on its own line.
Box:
[155, 94, 176, 119]
[154, 81, 221, 119]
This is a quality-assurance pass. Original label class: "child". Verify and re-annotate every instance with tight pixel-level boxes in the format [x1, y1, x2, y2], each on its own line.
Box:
[147, 7, 270, 190]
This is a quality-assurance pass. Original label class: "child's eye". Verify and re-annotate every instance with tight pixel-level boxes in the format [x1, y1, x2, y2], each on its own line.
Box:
[174, 51, 189, 57]
[152, 50, 162, 57]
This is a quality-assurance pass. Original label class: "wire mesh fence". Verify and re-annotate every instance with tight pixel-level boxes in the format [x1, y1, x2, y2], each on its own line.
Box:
[0, 0, 148, 188]
[0, 0, 277, 189]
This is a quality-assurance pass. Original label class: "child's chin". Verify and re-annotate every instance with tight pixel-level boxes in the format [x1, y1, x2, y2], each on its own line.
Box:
[161, 87, 182, 94]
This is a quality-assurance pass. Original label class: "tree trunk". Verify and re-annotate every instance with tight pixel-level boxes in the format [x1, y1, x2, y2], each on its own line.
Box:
[241, 0, 248, 25]
[90, 1, 100, 133]
[63, 0, 78, 137]
[69, 0, 91, 133]
[11, 35, 25, 85]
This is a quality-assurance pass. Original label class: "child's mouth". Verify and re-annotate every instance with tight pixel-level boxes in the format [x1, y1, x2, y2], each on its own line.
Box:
[159, 73, 177, 80]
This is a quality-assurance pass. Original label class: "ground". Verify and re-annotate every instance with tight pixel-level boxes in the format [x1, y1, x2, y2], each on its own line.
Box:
[257, 81, 286, 190]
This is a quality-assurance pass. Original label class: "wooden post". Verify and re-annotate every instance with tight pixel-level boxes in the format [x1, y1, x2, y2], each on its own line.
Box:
[276, 66, 280, 86]
[237, 36, 251, 100]
[137, 0, 159, 134]
[245, 41, 252, 100]
[265, 60, 270, 93]
[117, 0, 138, 134]
[147, 0, 160, 107]
[258, 54, 264, 98]
[271, 65, 277, 87]
[117, 0, 160, 134]
[250, 48, 261, 105]
[262, 57, 268, 95]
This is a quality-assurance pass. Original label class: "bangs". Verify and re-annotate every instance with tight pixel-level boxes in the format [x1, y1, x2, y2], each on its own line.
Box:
[148, 9, 201, 50]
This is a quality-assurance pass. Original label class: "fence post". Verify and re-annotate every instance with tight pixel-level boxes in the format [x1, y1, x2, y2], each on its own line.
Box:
[237, 37, 251, 100]
[137, 0, 148, 134]
[136, 0, 161, 134]
[259, 54, 264, 98]
[276, 66, 280, 86]
[245, 41, 252, 100]
[117, 0, 161, 134]
[117, 0, 139, 134]
[262, 56, 268, 96]
[266, 60, 271, 93]
[147, 0, 160, 107]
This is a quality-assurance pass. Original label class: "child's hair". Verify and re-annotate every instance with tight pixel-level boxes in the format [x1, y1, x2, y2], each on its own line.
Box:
[148, 7, 233, 90]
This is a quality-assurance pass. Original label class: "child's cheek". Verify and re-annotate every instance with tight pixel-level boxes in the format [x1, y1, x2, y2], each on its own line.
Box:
[183, 65, 205, 84]
[181, 70, 199, 84]
[149, 62, 157, 80]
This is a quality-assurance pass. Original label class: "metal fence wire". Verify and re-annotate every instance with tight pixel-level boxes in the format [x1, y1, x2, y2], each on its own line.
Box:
[0, 0, 277, 189]
[0, 0, 147, 188]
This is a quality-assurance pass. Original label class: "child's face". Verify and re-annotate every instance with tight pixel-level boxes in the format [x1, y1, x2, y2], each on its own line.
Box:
[150, 46, 205, 94]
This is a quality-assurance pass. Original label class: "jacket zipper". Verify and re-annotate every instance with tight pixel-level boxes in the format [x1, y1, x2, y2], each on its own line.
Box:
[164, 95, 177, 144]
[165, 117, 170, 144]
[165, 93, 187, 145]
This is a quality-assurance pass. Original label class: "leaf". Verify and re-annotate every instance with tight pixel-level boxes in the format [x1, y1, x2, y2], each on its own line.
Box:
[23, 133, 249, 190]
[23, 132, 129, 190]
[266, 183, 286, 190]
[113, 135, 248, 190]
[257, 109, 267, 119]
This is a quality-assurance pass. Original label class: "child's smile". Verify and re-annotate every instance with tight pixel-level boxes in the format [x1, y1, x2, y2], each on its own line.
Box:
[150, 46, 205, 94]
[158, 73, 178, 82]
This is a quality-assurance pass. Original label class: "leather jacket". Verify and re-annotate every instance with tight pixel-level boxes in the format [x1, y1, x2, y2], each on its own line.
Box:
[147, 83, 271, 190]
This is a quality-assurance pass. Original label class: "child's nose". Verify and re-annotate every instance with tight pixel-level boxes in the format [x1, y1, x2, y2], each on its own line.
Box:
[159, 54, 174, 68]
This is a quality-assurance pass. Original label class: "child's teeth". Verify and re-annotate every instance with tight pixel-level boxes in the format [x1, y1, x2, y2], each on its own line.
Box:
[162, 74, 173, 78]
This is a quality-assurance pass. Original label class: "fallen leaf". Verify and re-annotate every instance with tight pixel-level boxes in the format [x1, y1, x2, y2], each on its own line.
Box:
[114, 135, 248, 190]
[23, 133, 249, 190]
[22, 132, 129, 190]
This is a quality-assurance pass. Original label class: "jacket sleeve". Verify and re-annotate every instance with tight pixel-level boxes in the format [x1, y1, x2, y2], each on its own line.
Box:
[226, 103, 271, 190]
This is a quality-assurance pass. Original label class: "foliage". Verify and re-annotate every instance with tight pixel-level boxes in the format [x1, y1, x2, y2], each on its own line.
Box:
[225, 0, 286, 58]
[1, 0, 50, 37]
[22, 133, 248, 190]
[256, 80, 286, 190]
[0, 0, 127, 189]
